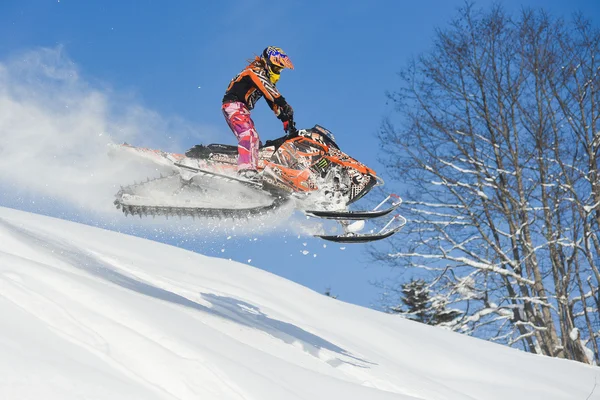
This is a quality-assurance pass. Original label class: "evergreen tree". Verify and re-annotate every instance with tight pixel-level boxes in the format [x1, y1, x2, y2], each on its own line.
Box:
[392, 279, 430, 322]
[324, 287, 338, 299]
[390, 279, 461, 326]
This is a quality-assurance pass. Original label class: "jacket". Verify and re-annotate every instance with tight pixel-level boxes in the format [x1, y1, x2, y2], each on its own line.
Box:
[223, 58, 288, 117]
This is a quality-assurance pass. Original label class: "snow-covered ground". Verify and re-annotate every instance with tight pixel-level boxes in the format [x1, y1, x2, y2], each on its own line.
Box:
[0, 206, 598, 400]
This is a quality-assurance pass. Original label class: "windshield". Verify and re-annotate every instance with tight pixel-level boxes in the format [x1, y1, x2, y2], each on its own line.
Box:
[312, 125, 338, 149]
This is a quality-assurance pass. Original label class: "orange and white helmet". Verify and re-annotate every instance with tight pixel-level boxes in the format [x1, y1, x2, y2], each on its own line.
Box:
[262, 46, 294, 84]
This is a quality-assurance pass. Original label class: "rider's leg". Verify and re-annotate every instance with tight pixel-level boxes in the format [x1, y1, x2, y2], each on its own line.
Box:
[222, 102, 259, 172]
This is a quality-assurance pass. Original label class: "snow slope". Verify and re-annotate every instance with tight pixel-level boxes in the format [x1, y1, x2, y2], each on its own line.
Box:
[0, 206, 598, 400]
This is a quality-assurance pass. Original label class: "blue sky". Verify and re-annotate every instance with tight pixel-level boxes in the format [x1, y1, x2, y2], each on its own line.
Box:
[1, 0, 599, 308]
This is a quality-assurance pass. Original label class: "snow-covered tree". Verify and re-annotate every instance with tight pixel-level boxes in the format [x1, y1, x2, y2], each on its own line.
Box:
[390, 279, 430, 321]
[375, 4, 600, 364]
[389, 279, 462, 326]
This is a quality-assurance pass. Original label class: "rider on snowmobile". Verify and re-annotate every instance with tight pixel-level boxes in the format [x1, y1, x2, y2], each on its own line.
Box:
[222, 46, 295, 180]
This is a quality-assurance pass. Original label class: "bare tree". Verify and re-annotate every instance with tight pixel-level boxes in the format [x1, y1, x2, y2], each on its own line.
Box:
[376, 3, 600, 364]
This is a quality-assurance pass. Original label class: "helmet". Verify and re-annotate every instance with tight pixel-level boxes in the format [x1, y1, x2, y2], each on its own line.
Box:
[262, 46, 294, 84]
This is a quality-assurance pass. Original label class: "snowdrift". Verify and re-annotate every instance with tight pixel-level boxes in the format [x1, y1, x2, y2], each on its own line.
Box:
[0, 206, 597, 400]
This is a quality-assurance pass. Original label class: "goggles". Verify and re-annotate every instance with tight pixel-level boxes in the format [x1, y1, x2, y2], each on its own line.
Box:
[270, 64, 283, 74]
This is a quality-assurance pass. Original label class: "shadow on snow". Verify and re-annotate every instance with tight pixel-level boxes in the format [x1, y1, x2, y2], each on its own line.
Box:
[1, 218, 375, 369]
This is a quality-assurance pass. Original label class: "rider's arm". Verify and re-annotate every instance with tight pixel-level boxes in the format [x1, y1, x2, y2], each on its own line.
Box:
[246, 69, 289, 117]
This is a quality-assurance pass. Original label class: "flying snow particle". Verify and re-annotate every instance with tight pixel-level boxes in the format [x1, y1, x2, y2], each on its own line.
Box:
[301, 250, 309, 255]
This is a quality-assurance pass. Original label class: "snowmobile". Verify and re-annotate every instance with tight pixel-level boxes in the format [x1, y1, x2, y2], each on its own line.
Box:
[111, 122, 406, 243]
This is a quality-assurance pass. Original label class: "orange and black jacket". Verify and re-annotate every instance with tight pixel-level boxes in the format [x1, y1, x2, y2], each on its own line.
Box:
[223, 58, 288, 117]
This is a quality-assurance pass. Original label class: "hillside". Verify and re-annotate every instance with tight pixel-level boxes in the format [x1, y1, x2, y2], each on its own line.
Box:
[0, 206, 597, 400]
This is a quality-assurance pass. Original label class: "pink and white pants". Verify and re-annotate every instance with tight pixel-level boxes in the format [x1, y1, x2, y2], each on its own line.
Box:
[222, 101, 259, 171]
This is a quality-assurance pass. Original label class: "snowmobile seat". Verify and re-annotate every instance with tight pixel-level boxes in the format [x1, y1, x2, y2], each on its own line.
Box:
[185, 144, 238, 158]
[186, 138, 291, 159]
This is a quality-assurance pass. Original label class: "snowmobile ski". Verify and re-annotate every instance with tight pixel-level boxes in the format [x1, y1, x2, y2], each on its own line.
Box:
[315, 214, 407, 243]
[309, 194, 406, 243]
[304, 194, 401, 220]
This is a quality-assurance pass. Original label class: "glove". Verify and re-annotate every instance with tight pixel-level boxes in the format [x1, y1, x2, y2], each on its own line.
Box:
[277, 103, 294, 122]
[283, 120, 297, 135]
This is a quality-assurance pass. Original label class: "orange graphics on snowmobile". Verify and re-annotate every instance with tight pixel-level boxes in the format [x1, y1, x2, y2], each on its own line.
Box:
[183, 124, 378, 206]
